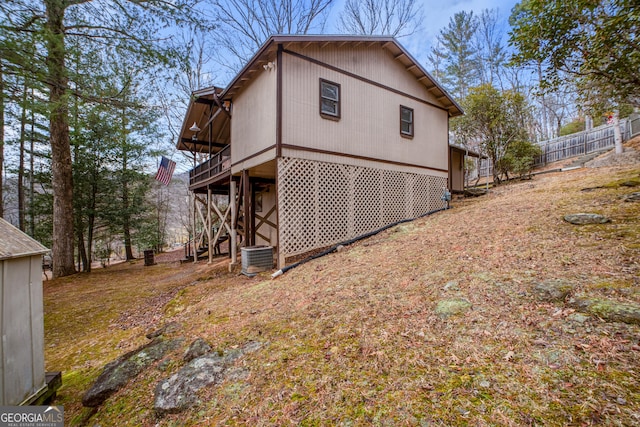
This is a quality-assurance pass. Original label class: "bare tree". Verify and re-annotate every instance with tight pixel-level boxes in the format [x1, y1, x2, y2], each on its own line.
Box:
[209, 0, 335, 73]
[475, 9, 506, 89]
[338, 0, 422, 37]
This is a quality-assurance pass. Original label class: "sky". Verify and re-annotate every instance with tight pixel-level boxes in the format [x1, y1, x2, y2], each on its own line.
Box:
[325, 0, 520, 66]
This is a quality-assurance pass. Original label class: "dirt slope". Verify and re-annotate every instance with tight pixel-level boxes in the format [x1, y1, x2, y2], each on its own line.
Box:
[45, 163, 640, 426]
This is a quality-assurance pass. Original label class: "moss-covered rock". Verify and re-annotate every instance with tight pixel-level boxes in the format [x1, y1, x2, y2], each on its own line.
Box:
[82, 337, 183, 407]
[563, 213, 610, 225]
[435, 299, 472, 318]
[533, 280, 576, 303]
[568, 296, 640, 325]
[154, 341, 264, 415]
[183, 338, 212, 362]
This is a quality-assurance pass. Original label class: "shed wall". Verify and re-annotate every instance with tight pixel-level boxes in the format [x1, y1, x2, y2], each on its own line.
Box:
[0, 256, 45, 405]
[450, 150, 464, 192]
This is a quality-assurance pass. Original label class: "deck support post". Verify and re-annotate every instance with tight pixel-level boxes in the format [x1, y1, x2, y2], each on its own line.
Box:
[230, 180, 238, 269]
[207, 188, 213, 264]
[192, 192, 197, 264]
[242, 170, 252, 247]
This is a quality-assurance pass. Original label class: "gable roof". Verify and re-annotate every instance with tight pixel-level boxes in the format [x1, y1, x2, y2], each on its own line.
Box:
[178, 35, 463, 152]
[0, 218, 48, 261]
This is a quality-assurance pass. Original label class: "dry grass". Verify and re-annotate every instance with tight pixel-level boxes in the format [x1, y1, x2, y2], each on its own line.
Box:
[45, 162, 640, 426]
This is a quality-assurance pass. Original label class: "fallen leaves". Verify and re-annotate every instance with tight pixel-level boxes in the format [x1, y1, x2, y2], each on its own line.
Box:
[42, 163, 640, 426]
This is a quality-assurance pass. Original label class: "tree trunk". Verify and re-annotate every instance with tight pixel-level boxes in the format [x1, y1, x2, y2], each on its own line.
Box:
[537, 62, 548, 141]
[18, 80, 27, 231]
[613, 110, 623, 154]
[46, 0, 76, 277]
[29, 88, 35, 237]
[121, 106, 134, 260]
[86, 173, 98, 271]
[0, 60, 4, 219]
[122, 177, 134, 259]
[77, 225, 88, 272]
[585, 114, 593, 130]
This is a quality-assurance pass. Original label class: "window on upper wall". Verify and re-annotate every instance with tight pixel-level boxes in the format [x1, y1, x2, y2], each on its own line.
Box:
[320, 79, 340, 119]
[400, 105, 414, 138]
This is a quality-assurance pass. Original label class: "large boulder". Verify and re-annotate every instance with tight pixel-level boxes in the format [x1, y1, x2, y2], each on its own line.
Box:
[82, 338, 183, 407]
[154, 341, 263, 415]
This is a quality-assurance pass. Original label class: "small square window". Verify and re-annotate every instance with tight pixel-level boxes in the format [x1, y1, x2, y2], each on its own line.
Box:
[320, 79, 340, 119]
[400, 105, 414, 137]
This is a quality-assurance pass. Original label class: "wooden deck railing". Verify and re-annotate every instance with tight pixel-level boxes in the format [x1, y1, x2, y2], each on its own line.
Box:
[189, 145, 231, 187]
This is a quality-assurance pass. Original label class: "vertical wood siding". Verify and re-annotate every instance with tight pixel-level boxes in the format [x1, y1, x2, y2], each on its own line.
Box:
[0, 256, 45, 405]
[230, 67, 277, 173]
[281, 46, 449, 172]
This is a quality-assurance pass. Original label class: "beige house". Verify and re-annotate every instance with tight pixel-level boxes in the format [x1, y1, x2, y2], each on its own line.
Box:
[178, 35, 463, 269]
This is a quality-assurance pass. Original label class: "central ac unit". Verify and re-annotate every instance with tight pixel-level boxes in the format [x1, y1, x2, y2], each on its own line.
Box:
[241, 246, 274, 276]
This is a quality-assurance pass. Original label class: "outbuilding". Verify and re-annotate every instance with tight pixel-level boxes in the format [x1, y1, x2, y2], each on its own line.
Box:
[0, 218, 58, 405]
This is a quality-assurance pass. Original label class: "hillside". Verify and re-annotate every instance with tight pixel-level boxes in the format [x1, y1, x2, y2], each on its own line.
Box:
[44, 160, 639, 426]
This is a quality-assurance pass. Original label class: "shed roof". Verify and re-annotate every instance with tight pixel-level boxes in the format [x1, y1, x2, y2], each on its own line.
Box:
[449, 143, 487, 159]
[178, 35, 463, 153]
[0, 218, 48, 261]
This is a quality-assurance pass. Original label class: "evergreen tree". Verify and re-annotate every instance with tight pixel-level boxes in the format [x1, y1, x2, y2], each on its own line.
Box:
[0, 0, 203, 277]
[429, 11, 480, 100]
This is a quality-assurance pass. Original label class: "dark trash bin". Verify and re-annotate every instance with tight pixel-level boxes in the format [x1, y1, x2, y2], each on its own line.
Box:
[144, 249, 155, 266]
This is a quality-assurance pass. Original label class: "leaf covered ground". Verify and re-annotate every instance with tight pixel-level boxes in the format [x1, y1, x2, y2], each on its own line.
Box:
[44, 160, 640, 426]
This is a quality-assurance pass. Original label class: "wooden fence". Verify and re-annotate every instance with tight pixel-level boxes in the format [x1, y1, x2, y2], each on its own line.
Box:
[533, 118, 631, 166]
[478, 117, 634, 177]
[630, 113, 640, 138]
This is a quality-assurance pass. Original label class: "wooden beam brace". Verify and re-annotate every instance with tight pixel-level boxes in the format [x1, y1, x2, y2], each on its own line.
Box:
[255, 205, 277, 230]
[233, 177, 243, 230]
[181, 137, 227, 149]
[194, 97, 214, 105]
[256, 231, 270, 242]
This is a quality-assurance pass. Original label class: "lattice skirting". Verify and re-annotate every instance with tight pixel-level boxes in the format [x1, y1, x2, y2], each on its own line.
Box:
[278, 157, 448, 257]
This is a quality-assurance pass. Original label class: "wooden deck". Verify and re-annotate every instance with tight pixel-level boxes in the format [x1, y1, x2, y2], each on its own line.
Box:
[189, 145, 231, 192]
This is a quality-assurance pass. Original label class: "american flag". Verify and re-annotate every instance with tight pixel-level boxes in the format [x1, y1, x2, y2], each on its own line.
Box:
[155, 156, 176, 186]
